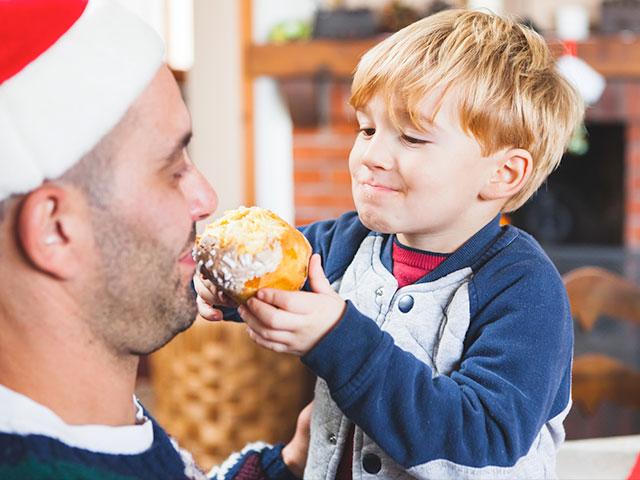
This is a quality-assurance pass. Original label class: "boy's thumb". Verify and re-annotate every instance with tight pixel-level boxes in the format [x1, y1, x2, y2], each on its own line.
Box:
[308, 254, 334, 295]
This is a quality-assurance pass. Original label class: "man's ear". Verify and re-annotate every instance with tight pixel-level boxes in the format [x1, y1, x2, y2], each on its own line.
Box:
[17, 185, 88, 279]
[480, 148, 532, 201]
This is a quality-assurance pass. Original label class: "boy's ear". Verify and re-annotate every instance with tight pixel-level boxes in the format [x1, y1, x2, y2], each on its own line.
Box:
[17, 185, 89, 279]
[479, 148, 532, 202]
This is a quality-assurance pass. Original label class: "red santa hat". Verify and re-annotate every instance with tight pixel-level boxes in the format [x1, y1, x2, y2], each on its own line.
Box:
[0, 0, 164, 201]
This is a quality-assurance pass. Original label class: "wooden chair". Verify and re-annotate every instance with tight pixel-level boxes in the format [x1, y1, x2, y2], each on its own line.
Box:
[571, 353, 640, 416]
[563, 266, 640, 416]
[148, 318, 313, 470]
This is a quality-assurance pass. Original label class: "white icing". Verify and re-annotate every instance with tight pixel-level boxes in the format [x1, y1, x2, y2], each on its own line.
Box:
[193, 238, 282, 297]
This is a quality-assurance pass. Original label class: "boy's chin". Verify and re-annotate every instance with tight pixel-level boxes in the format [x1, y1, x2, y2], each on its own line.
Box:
[356, 208, 396, 234]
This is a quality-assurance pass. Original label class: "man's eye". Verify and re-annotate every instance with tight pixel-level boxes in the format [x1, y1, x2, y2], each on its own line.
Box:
[358, 128, 375, 137]
[401, 134, 428, 145]
[171, 165, 189, 182]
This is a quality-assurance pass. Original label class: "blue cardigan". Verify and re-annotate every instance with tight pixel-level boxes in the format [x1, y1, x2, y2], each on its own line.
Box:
[299, 212, 573, 475]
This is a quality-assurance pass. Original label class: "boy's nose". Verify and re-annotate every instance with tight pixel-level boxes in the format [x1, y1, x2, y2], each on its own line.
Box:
[185, 167, 218, 221]
[361, 140, 394, 170]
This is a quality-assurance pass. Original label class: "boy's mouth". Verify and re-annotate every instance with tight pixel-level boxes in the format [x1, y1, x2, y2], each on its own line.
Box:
[361, 181, 400, 193]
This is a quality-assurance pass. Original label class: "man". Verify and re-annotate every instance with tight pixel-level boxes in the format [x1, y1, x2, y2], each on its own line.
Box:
[0, 1, 309, 479]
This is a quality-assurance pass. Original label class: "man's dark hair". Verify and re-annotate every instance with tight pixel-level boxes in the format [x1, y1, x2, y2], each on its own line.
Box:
[0, 140, 113, 228]
[0, 192, 24, 225]
[59, 138, 114, 210]
[60, 104, 137, 208]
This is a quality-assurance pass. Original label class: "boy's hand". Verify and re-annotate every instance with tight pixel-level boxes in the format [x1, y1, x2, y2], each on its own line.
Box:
[281, 401, 313, 478]
[238, 254, 346, 356]
[193, 267, 238, 321]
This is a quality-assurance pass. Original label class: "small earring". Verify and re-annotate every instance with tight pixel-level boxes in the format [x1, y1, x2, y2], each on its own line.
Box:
[44, 235, 58, 245]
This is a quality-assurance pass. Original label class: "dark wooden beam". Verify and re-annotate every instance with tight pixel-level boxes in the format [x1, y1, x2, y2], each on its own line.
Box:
[248, 36, 640, 80]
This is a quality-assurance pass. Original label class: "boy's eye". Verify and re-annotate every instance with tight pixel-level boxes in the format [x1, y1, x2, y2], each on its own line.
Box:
[401, 134, 428, 145]
[358, 128, 375, 138]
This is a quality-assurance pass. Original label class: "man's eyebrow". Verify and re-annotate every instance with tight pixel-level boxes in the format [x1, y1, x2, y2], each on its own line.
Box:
[164, 131, 192, 163]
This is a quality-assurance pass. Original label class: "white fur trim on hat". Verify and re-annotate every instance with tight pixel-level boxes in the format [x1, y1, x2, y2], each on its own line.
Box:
[0, 0, 164, 201]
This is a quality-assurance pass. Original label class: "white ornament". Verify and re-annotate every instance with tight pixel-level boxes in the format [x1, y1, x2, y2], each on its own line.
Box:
[556, 54, 605, 105]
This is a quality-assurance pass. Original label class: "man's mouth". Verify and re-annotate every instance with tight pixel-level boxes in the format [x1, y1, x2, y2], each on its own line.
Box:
[178, 227, 197, 266]
[179, 248, 196, 265]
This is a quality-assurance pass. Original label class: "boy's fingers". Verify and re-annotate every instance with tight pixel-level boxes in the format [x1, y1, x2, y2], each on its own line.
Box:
[307, 254, 334, 295]
[245, 323, 293, 345]
[255, 288, 319, 314]
[193, 274, 217, 305]
[247, 327, 288, 353]
[197, 296, 223, 321]
[193, 271, 237, 308]
[242, 300, 297, 331]
[240, 303, 273, 336]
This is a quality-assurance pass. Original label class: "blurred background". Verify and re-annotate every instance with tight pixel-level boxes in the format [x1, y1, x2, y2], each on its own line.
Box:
[126, 0, 640, 472]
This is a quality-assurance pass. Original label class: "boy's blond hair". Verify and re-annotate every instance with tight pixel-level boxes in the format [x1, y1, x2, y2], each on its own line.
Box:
[350, 9, 585, 211]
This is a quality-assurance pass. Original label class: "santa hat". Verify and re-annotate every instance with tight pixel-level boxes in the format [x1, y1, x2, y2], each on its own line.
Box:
[0, 0, 164, 202]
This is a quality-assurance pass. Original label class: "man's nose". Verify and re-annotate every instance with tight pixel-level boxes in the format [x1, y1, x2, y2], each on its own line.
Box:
[184, 167, 218, 221]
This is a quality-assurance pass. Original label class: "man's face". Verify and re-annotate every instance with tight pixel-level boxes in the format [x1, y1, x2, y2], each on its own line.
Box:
[349, 91, 499, 252]
[82, 67, 217, 355]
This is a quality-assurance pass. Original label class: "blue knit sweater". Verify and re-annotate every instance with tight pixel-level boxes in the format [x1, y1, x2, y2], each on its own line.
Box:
[0, 409, 296, 480]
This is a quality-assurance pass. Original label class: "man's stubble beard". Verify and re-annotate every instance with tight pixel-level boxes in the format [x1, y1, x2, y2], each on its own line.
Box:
[84, 207, 197, 356]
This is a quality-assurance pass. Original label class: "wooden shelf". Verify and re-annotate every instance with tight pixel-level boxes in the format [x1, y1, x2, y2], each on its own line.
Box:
[247, 36, 640, 80]
[569, 36, 640, 79]
[247, 38, 380, 78]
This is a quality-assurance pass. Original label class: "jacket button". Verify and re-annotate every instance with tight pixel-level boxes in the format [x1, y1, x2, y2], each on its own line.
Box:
[398, 294, 414, 313]
[375, 287, 383, 296]
[328, 433, 337, 445]
[362, 453, 382, 474]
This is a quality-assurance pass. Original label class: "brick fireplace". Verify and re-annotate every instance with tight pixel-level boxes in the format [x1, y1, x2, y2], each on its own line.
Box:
[588, 80, 640, 248]
[290, 75, 640, 250]
[292, 81, 356, 226]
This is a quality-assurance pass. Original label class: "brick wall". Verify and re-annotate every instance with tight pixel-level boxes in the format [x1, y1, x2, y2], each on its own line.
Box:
[293, 81, 356, 226]
[587, 79, 640, 249]
[292, 78, 640, 249]
[627, 124, 640, 248]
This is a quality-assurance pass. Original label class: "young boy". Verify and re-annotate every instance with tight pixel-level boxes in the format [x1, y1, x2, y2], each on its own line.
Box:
[195, 9, 583, 479]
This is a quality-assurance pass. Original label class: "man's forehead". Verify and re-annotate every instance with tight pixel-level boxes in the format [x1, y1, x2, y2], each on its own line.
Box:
[122, 67, 191, 153]
[134, 67, 187, 119]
